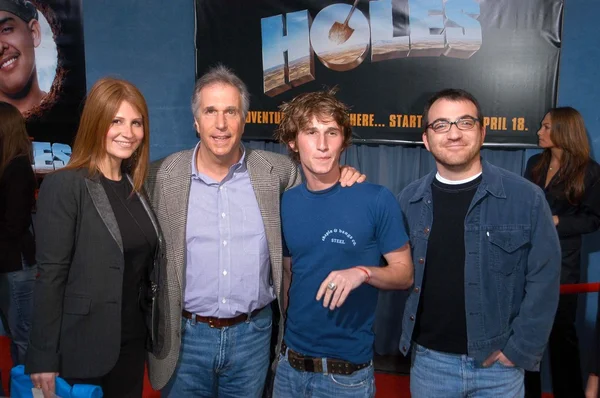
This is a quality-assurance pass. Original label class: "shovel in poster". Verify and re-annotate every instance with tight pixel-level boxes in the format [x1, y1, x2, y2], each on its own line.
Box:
[328, 0, 361, 45]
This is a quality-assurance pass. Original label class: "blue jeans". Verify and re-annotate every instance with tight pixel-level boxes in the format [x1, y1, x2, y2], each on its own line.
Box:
[162, 306, 272, 397]
[273, 349, 375, 398]
[410, 344, 525, 398]
[0, 261, 36, 365]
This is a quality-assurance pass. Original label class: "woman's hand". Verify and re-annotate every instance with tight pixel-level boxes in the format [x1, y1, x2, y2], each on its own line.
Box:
[586, 374, 598, 398]
[30, 372, 59, 398]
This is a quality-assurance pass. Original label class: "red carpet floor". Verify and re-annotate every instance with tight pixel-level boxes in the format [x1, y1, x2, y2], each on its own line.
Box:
[1, 336, 554, 397]
[1, 336, 407, 397]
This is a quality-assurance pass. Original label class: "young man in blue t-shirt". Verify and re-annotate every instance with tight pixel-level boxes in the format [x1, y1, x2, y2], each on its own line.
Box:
[272, 89, 414, 397]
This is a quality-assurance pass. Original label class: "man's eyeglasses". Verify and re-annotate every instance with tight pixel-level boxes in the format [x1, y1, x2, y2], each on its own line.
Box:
[426, 116, 480, 134]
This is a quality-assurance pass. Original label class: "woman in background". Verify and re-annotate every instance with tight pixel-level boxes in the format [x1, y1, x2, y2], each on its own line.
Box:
[0, 101, 37, 366]
[524, 107, 600, 398]
[25, 78, 163, 398]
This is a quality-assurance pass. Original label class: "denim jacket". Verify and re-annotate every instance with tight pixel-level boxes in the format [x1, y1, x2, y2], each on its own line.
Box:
[397, 160, 560, 371]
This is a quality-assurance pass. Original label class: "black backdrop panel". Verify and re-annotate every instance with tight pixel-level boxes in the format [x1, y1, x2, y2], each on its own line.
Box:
[195, 0, 562, 146]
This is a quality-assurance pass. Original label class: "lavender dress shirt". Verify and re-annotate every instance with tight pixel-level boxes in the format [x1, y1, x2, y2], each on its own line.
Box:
[184, 144, 274, 317]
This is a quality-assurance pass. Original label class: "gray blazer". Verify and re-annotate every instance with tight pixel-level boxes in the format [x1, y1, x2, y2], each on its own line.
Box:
[146, 147, 300, 389]
[25, 168, 163, 378]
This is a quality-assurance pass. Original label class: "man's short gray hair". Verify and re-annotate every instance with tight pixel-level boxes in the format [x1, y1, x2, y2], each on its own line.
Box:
[191, 64, 250, 118]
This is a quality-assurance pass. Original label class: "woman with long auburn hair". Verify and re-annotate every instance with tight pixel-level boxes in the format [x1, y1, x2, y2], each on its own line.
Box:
[25, 77, 164, 398]
[0, 101, 37, 368]
[523, 107, 600, 398]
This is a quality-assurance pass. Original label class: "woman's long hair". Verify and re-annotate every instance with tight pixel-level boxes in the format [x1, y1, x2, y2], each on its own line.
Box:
[0, 102, 32, 179]
[531, 107, 590, 204]
[65, 77, 150, 192]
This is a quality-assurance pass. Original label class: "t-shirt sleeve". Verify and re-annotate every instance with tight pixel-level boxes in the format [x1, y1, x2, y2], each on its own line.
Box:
[375, 187, 409, 254]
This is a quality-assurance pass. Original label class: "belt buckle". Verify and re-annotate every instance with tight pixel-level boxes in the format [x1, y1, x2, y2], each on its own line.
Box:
[313, 358, 323, 373]
[208, 318, 216, 328]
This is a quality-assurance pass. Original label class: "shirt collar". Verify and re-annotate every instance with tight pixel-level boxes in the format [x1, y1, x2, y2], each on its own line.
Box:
[190, 142, 247, 179]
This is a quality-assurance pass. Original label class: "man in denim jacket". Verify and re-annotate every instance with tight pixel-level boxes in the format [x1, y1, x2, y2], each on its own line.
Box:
[398, 89, 561, 397]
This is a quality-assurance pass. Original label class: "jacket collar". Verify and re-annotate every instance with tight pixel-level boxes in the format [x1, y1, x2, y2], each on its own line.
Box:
[85, 175, 123, 253]
[84, 172, 164, 254]
[409, 158, 506, 203]
[479, 160, 506, 199]
[245, 147, 274, 175]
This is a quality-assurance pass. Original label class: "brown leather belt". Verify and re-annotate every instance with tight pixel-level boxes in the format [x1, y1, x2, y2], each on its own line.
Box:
[282, 342, 371, 375]
[182, 307, 264, 328]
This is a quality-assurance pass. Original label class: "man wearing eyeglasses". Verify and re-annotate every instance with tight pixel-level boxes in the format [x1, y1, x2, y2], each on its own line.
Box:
[397, 88, 561, 397]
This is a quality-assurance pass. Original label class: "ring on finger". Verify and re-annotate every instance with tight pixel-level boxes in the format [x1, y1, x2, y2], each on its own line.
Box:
[327, 282, 337, 291]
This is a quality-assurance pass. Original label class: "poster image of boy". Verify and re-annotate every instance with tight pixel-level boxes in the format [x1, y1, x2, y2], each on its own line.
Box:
[20, 0, 87, 171]
[0, 0, 46, 115]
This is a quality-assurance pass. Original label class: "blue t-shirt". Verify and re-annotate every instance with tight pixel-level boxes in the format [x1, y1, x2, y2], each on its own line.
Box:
[282, 182, 408, 363]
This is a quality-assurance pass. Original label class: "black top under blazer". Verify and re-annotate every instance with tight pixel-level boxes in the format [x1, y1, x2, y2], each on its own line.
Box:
[0, 155, 36, 273]
[24, 168, 165, 378]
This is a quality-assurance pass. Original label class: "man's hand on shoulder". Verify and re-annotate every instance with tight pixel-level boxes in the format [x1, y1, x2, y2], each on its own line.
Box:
[339, 165, 366, 187]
